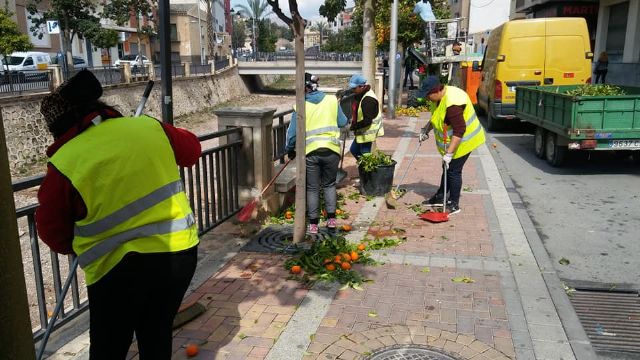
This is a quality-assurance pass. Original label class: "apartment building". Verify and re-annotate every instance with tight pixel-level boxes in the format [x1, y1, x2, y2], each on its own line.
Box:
[330, 6, 353, 33]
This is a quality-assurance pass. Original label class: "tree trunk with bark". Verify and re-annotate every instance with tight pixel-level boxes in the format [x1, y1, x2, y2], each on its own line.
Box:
[206, 1, 215, 60]
[292, 13, 306, 243]
[361, 0, 376, 84]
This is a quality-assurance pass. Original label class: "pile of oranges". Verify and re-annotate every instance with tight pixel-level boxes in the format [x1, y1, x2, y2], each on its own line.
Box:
[288, 243, 366, 275]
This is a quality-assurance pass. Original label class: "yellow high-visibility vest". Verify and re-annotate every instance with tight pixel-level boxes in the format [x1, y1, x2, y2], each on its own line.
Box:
[355, 89, 384, 143]
[293, 95, 341, 155]
[430, 86, 485, 158]
[49, 115, 199, 285]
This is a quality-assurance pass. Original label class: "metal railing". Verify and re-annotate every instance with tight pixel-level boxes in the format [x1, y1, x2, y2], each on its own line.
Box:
[181, 127, 243, 235]
[12, 125, 244, 348]
[0, 70, 53, 97]
[68, 66, 124, 86]
[190, 63, 211, 76]
[249, 51, 363, 62]
[214, 58, 230, 71]
[272, 109, 293, 163]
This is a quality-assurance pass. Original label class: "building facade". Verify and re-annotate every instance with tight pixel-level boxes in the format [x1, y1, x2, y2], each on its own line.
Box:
[512, 0, 640, 86]
[330, 7, 354, 33]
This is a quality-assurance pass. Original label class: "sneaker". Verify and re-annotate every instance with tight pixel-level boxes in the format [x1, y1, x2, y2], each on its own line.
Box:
[447, 204, 461, 215]
[327, 218, 337, 229]
[308, 224, 319, 234]
[422, 194, 444, 206]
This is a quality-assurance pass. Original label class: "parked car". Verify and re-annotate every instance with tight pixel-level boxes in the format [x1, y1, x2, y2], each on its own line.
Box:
[50, 55, 88, 69]
[114, 54, 152, 67]
[1, 52, 51, 71]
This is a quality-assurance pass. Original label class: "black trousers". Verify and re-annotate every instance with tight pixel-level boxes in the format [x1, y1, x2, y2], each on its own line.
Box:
[87, 246, 197, 359]
[306, 149, 340, 223]
[435, 153, 470, 206]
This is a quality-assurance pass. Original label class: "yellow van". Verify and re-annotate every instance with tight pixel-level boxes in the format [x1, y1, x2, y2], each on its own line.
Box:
[476, 18, 593, 130]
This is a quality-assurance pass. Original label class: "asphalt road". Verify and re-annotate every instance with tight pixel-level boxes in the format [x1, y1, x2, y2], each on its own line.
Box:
[483, 120, 640, 291]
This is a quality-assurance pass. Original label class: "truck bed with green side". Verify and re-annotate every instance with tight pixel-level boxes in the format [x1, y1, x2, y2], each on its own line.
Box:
[515, 85, 640, 166]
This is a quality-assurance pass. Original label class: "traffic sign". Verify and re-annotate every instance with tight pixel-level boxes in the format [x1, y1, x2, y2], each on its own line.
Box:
[47, 20, 60, 34]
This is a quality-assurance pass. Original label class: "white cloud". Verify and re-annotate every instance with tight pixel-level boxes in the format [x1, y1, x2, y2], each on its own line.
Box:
[231, 0, 355, 24]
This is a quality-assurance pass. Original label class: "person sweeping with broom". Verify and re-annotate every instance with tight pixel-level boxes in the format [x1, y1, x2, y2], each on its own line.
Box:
[285, 73, 348, 234]
[420, 76, 485, 215]
[36, 70, 201, 359]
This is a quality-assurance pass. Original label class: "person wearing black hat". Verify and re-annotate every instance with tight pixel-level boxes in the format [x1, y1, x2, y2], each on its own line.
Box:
[285, 73, 348, 234]
[419, 76, 486, 215]
[36, 70, 201, 358]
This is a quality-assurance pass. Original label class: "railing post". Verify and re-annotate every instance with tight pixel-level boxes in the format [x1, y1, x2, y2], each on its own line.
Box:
[123, 63, 132, 83]
[49, 64, 63, 88]
[183, 62, 190, 77]
[214, 108, 277, 210]
[209, 60, 215, 74]
[0, 111, 37, 359]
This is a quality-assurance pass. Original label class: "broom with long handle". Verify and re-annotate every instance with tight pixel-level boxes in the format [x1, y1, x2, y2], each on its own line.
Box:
[37, 80, 155, 360]
[237, 158, 293, 222]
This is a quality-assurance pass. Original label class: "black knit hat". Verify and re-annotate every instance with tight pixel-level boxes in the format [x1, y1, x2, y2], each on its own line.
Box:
[40, 70, 103, 130]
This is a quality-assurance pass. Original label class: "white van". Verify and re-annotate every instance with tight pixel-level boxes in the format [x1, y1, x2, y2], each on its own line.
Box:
[1, 52, 51, 71]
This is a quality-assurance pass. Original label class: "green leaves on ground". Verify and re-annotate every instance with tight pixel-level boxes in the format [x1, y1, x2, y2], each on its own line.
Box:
[559, 257, 571, 265]
[421, 267, 430, 273]
[451, 276, 475, 283]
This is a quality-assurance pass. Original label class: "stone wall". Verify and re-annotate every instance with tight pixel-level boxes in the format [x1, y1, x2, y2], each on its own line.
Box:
[1, 67, 279, 177]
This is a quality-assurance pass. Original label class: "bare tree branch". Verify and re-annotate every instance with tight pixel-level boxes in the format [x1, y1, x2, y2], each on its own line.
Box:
[265, 0, 292, 25]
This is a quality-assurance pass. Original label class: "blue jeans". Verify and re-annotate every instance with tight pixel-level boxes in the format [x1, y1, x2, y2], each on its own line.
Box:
[350, 141, 372, 160]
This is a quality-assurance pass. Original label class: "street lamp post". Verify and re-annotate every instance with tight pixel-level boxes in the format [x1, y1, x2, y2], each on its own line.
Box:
[197, 0, 205, 65]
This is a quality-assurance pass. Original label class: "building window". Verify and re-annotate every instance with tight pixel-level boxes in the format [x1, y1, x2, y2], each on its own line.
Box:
[606, 1, 628, 61]
[170, 24, 178, 41]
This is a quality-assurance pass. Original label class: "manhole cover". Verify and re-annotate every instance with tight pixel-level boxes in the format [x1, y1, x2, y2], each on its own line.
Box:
[366, 345, 461, 360]
[241, 224, 332, 253]
[570, 289, 640, 354]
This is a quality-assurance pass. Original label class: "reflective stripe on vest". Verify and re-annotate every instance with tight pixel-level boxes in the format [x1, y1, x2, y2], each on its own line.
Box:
[75, 180, 184, 237]
[78, 213, 195, 267]
[302, 94, 341, 154]
[49, 116, 199, 285]
[431, 86, 486, 158]
[355, 90, 384, 143]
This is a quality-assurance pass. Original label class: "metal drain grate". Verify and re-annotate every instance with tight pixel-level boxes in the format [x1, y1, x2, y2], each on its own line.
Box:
[570, 290, 640, 354]
[365, 345, 461, 360]
[241, 224, 333, 253]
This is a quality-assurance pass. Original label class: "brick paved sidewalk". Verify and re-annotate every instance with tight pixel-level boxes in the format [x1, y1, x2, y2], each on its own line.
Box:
[48, 113, 576, 360]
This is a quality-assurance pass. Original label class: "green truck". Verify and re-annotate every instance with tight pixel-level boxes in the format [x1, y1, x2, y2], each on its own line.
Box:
[515, 85, 640, 166]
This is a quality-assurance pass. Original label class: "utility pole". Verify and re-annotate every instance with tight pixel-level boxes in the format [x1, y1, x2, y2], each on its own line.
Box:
[158, 0, 173, 124]
[388, 0, 399, 118]
[0, 113, 36, 359]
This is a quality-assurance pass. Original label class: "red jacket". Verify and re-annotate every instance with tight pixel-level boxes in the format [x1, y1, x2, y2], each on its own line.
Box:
[36, 111, 201, 254]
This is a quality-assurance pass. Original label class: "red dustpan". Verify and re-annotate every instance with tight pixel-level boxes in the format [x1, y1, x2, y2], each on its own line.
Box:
[420, 162, 450, 223]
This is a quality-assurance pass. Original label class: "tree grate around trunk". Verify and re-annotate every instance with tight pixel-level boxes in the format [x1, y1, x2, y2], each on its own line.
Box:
[241, 224, 333, 253]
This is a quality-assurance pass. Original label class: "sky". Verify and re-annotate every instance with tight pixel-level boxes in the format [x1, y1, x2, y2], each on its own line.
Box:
[230, 0, 355, 24]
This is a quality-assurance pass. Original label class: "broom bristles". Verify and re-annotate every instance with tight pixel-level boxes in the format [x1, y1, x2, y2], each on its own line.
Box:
[237, 200, 257, 222]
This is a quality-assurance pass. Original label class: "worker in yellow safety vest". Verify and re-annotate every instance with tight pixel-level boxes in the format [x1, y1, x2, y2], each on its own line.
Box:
[36, 70, 201, 358]
[285, 73, 348, 234]
[347, 73, 384, 160]
[419, 76, 486, 215]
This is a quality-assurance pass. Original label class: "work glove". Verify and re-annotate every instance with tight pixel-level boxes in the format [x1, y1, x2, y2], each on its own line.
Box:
[442, 153, 453, 166]
[287, 150, 296, 161]
[419, 126, 430, 142]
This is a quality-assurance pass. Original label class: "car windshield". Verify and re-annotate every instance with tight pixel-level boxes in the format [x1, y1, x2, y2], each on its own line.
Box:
[121, 55, 137, 61]
[2, 56, 25, 65]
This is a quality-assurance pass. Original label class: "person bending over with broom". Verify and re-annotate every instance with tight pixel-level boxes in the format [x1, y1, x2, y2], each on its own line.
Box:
[285, 72, 348, 234]
[419, 76, 485, 215]
[36, 70, 201, 359]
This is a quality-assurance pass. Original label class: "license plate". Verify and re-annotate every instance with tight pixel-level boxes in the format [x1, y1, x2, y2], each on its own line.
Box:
[609, 140, 640, 149]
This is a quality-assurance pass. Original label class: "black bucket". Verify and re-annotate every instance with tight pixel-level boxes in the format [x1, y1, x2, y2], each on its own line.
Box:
[358, 160, 397, 196]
